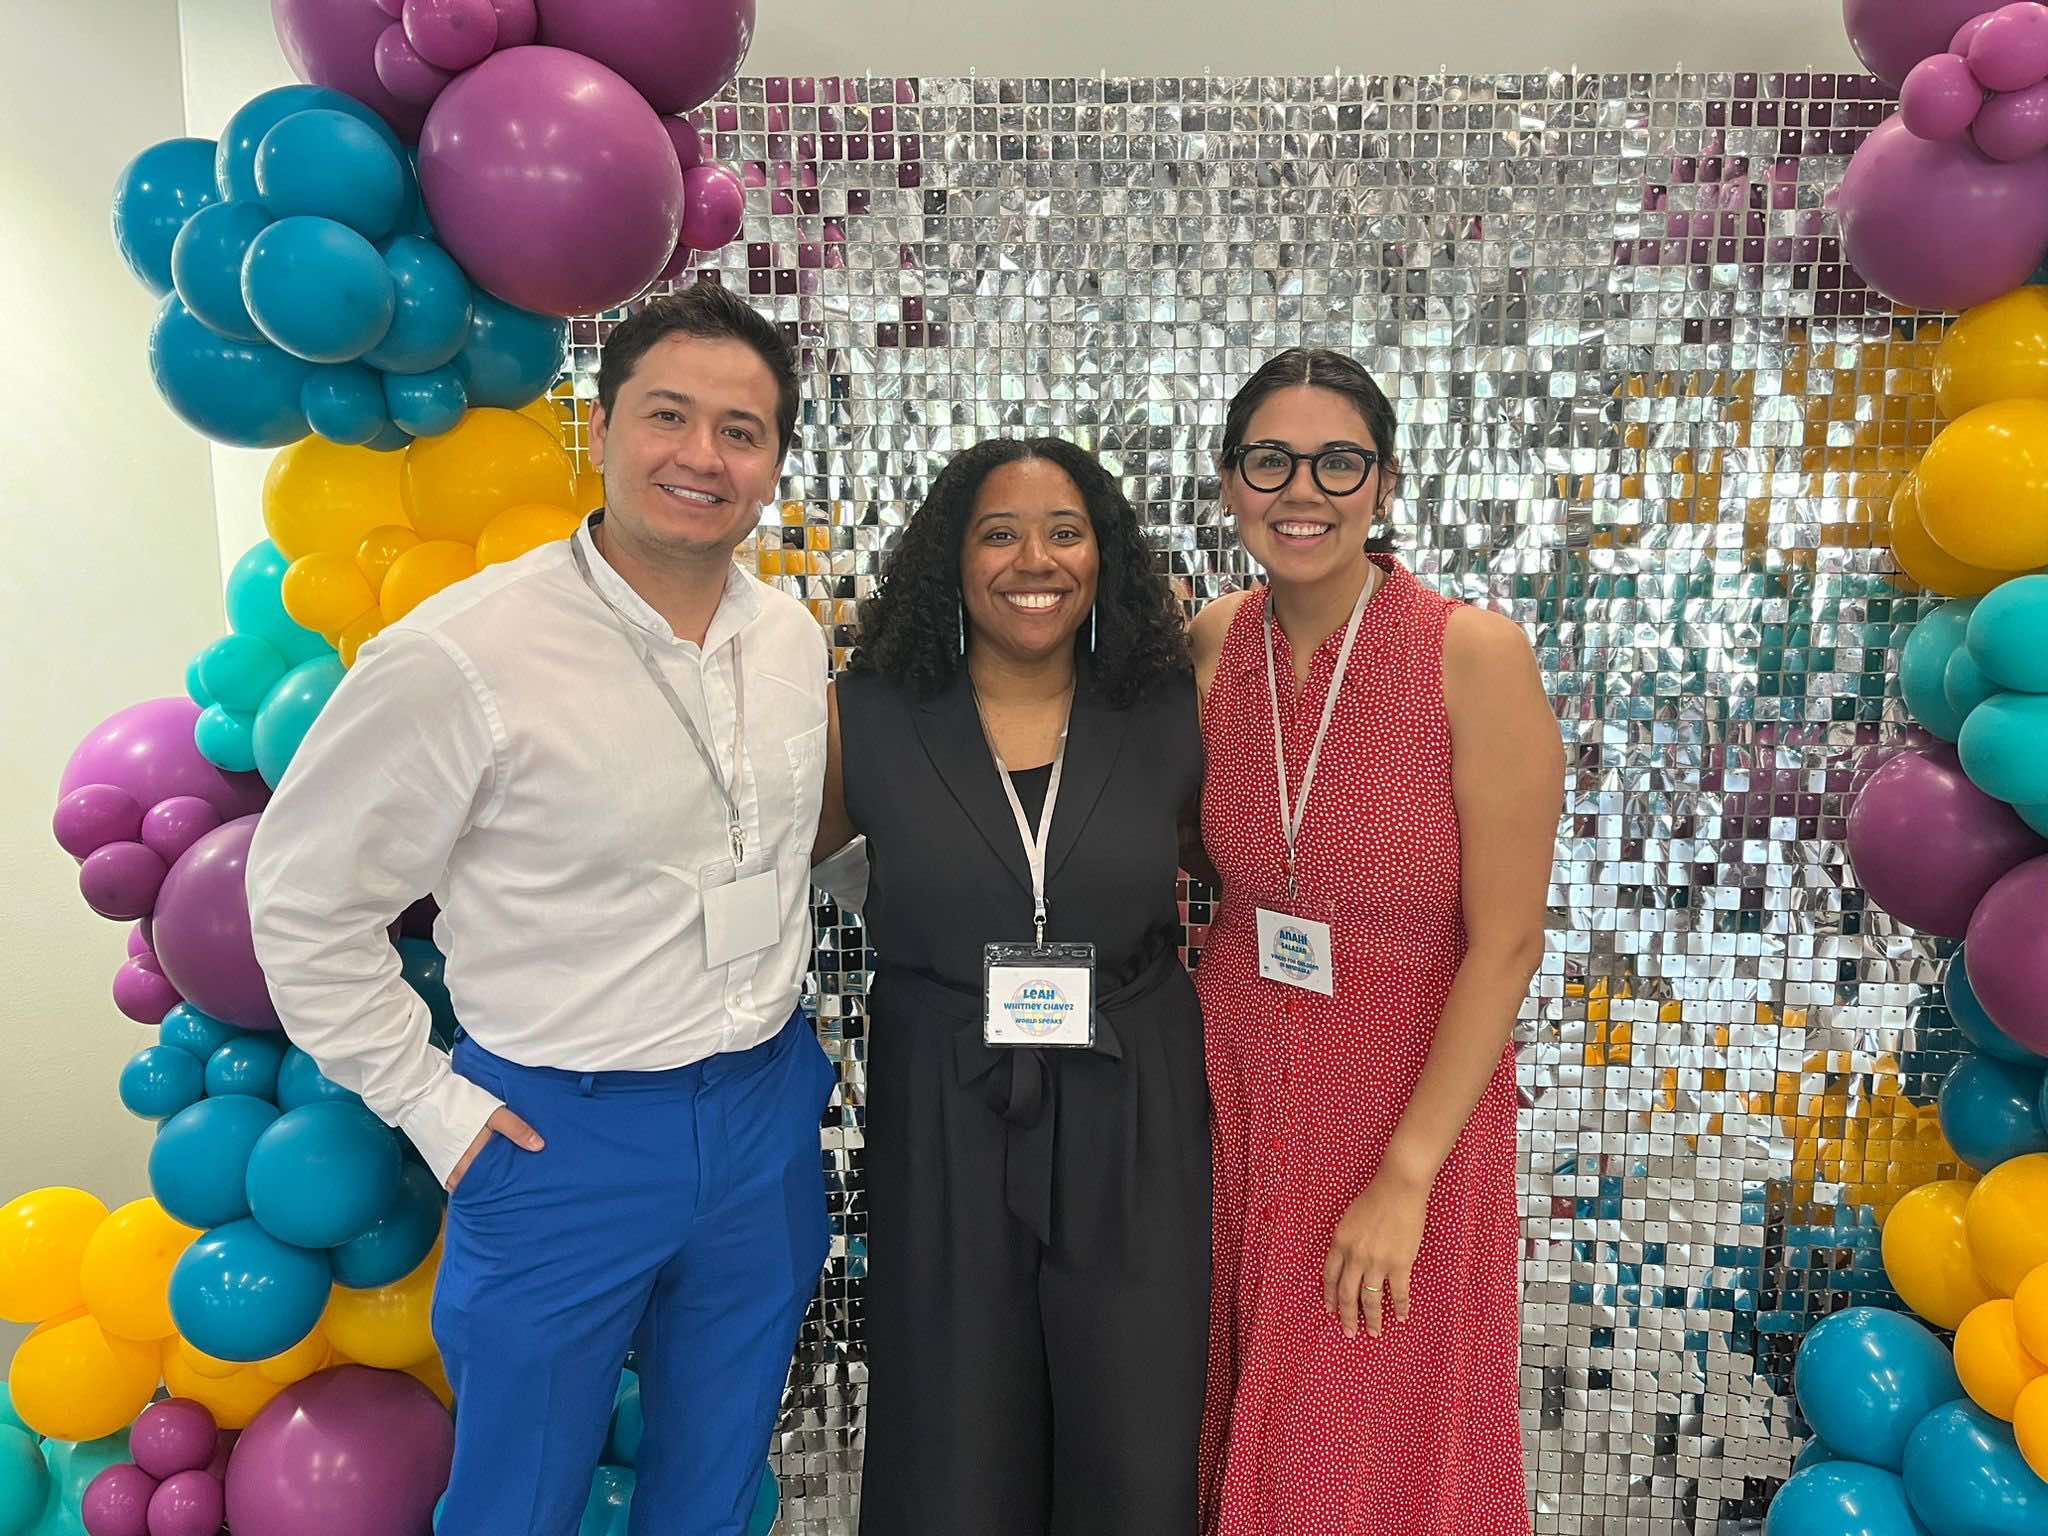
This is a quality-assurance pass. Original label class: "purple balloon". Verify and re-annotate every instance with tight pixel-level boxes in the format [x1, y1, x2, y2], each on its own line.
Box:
[81, 842, 171, 922]
[534, 0, 754, 115]
[489, 0, 536, 45]
[374, 23, 451, 106]
[1965, 853, 2048, 1051]
[1969, 0, 2048, 89]
[271, 0, 430, 141]
[133, 1399, 221, 1480]
[1901, 53, 1986, 139]
[225, 1366, 453, 1536]
[152, 815, 280, 1032]
[1846, 0, 2002, 86]
[1956, 9, 2000, 53]
[398, 894, 439, 939]
[655, 240, 698, 283]
[418, 46, 683, 316]
[1833, 116, 2048, 311]
[59, 698, 269, 826]
[664, 115, 704, 175]
[114, 956, 183, 1026]
[147, 1470, 225, 1536]
[142, 796, 225, 866]
[402, 0, 497, 71]
[1848, 744, 2048, 937]
[205, 1430, 239, 1481]
[679, 163, 745, 251]
[1974, 78, 2048, 158]
[82, 1464, 158, 1536]
[129, 923, 153, 958]
[54, 784, 145, 859]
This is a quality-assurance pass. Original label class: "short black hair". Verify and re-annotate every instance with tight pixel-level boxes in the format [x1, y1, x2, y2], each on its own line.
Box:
[1222, 348, 1401, 548]
[597, 282, 798, 454]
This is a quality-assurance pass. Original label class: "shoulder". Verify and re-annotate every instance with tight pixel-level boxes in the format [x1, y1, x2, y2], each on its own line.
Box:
[1190, 588, 1255, 692]
[1440, 605, 1550, 741]
[373, 540, 579, 685]
[1442, 603, 1536, 676]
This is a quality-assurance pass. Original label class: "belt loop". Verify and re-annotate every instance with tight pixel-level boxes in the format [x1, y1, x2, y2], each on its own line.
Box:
[577, 1072, 597, 1097]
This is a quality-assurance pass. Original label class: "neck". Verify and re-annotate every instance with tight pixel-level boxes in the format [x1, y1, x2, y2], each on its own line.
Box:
[593, 516, 733, 646]
[1269, 551, 1379, 659]
[967, 643, 1076, 705]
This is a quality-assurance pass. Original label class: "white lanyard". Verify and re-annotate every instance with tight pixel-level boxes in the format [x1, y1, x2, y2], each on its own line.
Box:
[1264, 574, 1374, 905]
[570, 532, 749, 863]
[974, 688, 1073, 945]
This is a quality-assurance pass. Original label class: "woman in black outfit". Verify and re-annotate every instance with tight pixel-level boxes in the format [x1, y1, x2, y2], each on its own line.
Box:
[814, 437, 1209, 1534]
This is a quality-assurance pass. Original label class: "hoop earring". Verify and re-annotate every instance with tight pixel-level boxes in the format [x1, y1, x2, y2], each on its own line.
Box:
[958, 599, 966, 657]
[1089, 603, 1098, 652]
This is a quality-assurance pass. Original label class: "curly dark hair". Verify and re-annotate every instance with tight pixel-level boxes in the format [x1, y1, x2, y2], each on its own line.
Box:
[849, 437, 1189, 707]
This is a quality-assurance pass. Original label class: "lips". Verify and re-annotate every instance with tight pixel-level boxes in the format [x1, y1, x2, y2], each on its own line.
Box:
[999, 591, 1067, 611]
[1271, 520, 1333, 541]
[658, 483, 723, 506]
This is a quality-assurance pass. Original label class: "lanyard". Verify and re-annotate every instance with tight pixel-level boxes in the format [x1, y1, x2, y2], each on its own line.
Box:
[570, 532, 749, 864]
[974, 687, 1073, 945]
[1264, 573, 1375, 905]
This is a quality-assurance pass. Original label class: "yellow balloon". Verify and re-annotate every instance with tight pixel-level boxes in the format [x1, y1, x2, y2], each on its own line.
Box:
[1915, 400, 2048, 572]
[403, 409, 576, 544]
[8, 1314, 160, 1441]
[256, 1326, 333, 1385]
[78, 1199, 199, 1341]
[283, 552, 379, 636]
[380, 540, 478, 624]
[518, 394, 569, 442]
[174, 1335, 245, 1380]
[1887, 474, 2014, 597]
[337, 611, 385, 668]
[571, 469, 604, 516]
[476, 503, 581, 567]
[1957, 1299, 2046, 1420]
[1968, 1153, 2048, 1295]
[320, 1241, 440, 1369]
[1884, 1179, 1997, 1329]
[263, 438, 406, 560]
[405, 1352, 455, 1411]
[160, 1337, 286, 1430]
[1934, 288, 2048, 420]
[2018, 1263, 2048, 1363]
[356, 523, 422, 588]
[2018, 1373, 2048, 1483]
[0, 1187, 108, 1324]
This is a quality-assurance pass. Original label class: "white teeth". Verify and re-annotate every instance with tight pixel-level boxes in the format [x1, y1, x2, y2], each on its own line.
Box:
[1003, 593, 1063, 610]
[661, 485, 719, 505]
[1274, 521, 1330, 537]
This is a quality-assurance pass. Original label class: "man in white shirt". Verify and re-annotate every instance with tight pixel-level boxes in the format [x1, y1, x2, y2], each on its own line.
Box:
[246, 283, 834, 1536]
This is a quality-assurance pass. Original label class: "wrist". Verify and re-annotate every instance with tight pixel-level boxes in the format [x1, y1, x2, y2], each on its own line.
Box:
[1376, 1143, 1438, 1194]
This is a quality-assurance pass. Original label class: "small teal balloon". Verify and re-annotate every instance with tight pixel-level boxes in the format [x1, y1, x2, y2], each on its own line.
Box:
[1939, 1054, 2048, 1171]
[1901, 599, 1976, 741]
[253, 655, 346, 788]
[363, 422, 414, 452]
[1959, 693, 2048, 806]
[365, 237, 472, 374]
[1765, 1461, 1929, 1536]
[385, 364, 468, 438]
[148, 294, 311, 449]
[254, 110, 406, 241]
[196, 632, 290, 714]
[275, 1046, 364, 1112]
[119, 1044, 206, 1120]
[747, 1464, 779, 1536]
[205, 1033, 289, 1101]
[217, 85, 403, 204]
[148, 1092, 280, 1229]
[0, 1425, 50, 1536]
[42, 1434, 131, 1505]
[1792, 1437, 1839, 1474]
[578, 1464, 635, 1536]
[0, 1384, 30, 1436]
[242, 216, 397, 365]
[159, 1003, 241, 1062]
[184, 653, 213, 709]
[170, 199, 272, 342]
[330, 1160, 442, 1289]
[605, 1371, 642, 1466]
[1793, 1306, 1962, 1470]
[459, 289, 570, 409]
[303, 364, 391, 446]
[2022, 802, 2048, 838]
[168, 1217, 332, 1363]
[1903, 1400, 2048, 1534]
[398, 149, 430, 240]
[1968, 572, 2048, 694]
[1946, 645, 1999, 728]
[111, 137, 219, 296]
[1949, 947, 2045, 1065]
[397, 938, 459, 1049]
[194, 705, 258, 774]
[225, 540, 329, 664]
[246, 1100, 403, 1250]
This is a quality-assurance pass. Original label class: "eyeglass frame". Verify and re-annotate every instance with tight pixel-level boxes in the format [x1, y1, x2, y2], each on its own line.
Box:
[1223, 441, 1383, 497]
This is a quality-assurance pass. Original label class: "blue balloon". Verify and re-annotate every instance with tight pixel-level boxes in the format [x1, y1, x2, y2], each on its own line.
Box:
[303, 364, 392, 446]
[0, 1383, 30, 1436]
[1903, 1400, 2048, 1535]
[1793, 1437, 1841, 1474]
[459, 290, 571, 410]
[225, 540, 329, 664]
[397, 938, 460, 1049]
[159, 1003, 241, 1062]
[329, 1160, 441, 1288]
[579, 1465, 634, 1536]
[748, 1464, 779, 1536]
[242, 216, 397, 365]
[1946, 647, 2000, 738]
[1959, 693, 2048, 807]
[148, 294, 311, 449]
[253, 655, 346, 788]
[111, 137, 219, 296]
[205, 1033, 288, 1100]
[1765, 1462, 1929, 1536]
[194, 705, 258, 775]
[216, 85, 402, 204]
[606, 1370, 642, 1466]
[184, 652, 213, 709]
[168, 1217, 331, 1363]
[119, 1044, 206, 1120]
[385, 364, 468, 438]
[254, 110, 406, 241]
[1794, 1307, 1962, 1470]
[364, 422, 415, 452]
[246, 1100, 403, 1250]
[170, 199, 272, 342]
[148, 1093, 280, 1229]
[196, 632, 290, 714]
[1939, 1055, 2048, 1172]
[1949, 948, 2044, 1065]
[1967, 573, 2048, 694]
[1901, 600, 1976, 741]
[0, 1425, 49, 1536]
[275, 1046, 364, 1112]
[365, 237, 472, 374]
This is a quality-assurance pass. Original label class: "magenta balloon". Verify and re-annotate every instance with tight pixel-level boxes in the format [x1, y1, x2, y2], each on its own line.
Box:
[142, 796, 224, 866]
[1969, 0, 2048, 89]
[1833, 116, 2048, 310]
[534, 0, 754, 114]
[82, 1464, 158, 1536]
[54, 784, 145, 860]
[1956, 9, 1999, 52]
[1901, 53, 1986, 139]
[402, 0, 497, 71]
[1846, 0, 2003, 85]
[1848, 744, 2048, 936]
[1974, 77, 2048, 157]
[417, 47, 683, 316]
[59, 698, 270, 824]
[147, 1471, 225, 1536]
[489, 0, 536, 44]
[113, 956, 182, 1025]
[128, 924, 153, 958]
[205, 1430, 238, 1481]
[224, 1366, 453, 1536]
[133, 1400, 221, 1481]
[80, 842, 171, 922]
[679, 164, 745, 251]
[151, 815, 280, 1031]
[664, 115, 705, 174]
[374, 23, 451, 106]
[655, 240, 698, 282]
[271, 0, 429, 140]
[1964, 854, 2048, 1050]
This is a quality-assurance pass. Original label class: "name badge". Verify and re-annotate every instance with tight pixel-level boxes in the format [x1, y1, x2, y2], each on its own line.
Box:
[702, 859, 781, 967]
[1256, 906, 1335, 996]
[983, 942, 1096, 1048]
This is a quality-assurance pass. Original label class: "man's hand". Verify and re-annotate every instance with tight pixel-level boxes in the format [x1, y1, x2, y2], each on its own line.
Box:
[445, 1107, 544, 1194]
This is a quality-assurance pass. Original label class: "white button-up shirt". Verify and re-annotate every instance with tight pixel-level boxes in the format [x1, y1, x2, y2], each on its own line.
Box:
[246, 518, 828, 1182]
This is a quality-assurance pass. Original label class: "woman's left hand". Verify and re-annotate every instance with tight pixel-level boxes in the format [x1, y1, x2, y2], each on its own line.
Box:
[1322, 1173, 1431, 1339]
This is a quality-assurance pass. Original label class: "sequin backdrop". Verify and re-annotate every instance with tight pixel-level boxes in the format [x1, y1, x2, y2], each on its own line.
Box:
[557, 70, 1966, 1535]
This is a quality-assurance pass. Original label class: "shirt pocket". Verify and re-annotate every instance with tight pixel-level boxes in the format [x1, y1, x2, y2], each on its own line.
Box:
[784, 721, 828, 848]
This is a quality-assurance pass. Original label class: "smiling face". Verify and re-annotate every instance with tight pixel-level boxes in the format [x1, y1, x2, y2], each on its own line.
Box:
[959, 457, 1101, 668]
[1225, 384, 1390, 587]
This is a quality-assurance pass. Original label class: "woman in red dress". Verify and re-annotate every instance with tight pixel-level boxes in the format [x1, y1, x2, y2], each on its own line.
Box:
[1189, 349, 1562, 1535]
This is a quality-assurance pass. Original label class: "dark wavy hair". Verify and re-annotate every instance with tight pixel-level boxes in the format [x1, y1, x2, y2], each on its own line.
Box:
[1222, 347, 1401, 552]
[849, 437, 1189, 706]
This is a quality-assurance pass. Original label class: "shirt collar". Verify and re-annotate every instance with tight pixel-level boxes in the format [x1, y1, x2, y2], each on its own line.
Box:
[577, 511, 763, 652]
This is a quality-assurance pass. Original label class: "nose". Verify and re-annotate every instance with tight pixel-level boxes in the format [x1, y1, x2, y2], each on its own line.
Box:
[1013, 530, 1058, 571]
[670, 419, 722, 472]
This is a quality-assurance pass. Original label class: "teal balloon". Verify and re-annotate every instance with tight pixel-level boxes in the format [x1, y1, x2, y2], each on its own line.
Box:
[276, 1046, 364, 1112]
[364, 237, 471, 373]
[170, 199, 272, 342]
[0, 1385, 29, 1437]
[217, 85, 402, 204]
[385, 364, 468, 438]
[160, 1003, 241, 1062]
[605, 1370, 641, 1466]
[398, 938, 460, 1049]
[1968, 573, 2048, 693]
[183, 652, 213, 709]
[168, 1217, 332, 1363]
[1793, 1306, 1962, 1470]
[398, 149, 430, 239]
[1959, 693, 2048, 805]
[41, 1434, 130, 1504]
[1901, 599, 1976, 740]
[329, 1160, 441, 1288]
[1940, 1055, 2048, 1170]
[1765, 1462, 1929, 1536]
[1792, 1437, 1839, 1474]
[111, 137, 219, 296]
[148, 1092, 279, 1229]
[1947, 646, 1999, 726]
[364, 422, 414, 452]
[303, 364, 391, 446]
[579, 1465, 635, 1536]
[197, 632, 290, 714]
[0, 1426, 49, 1536]
[1903, 1400, 2048, 1534]
[148, 294, 311, 449]
[747, 1464, 779, 1536]
[253, 654, 345, 788]
[225, 540, 327, 663]
[245, 1100, 402, 1249]
[459, 289, 570, 409]
[242, 216, 397, 365]
[1948, 947, 2044, 1065]
[119, 1043, 206, 1120]
[206, 1032, 288, 1100]
[194, 705, 258, 774]
[254, 110, 406, 241]
[2022, 802, 2048, 838]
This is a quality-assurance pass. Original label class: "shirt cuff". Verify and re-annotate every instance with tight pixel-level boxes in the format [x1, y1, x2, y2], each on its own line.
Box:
[396, 1070, 504, 1187]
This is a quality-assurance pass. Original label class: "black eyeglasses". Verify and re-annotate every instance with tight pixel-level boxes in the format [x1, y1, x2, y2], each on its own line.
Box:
[1226, 443, 1380, 496]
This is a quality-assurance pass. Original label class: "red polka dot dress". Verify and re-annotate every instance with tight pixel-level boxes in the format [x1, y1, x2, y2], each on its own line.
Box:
[1196, 557, 1527, 1536]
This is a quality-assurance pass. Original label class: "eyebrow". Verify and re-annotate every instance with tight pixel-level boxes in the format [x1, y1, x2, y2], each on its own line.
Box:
[642, 388, 770, 434]
[1249, 437, 1370, 451]
[971, 505, 1089, 525]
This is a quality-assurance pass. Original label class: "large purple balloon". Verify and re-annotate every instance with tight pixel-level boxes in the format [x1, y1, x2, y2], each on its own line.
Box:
[59, 699, 269, 822]
[225, 1367, 453, 1536]
[1846, 0, 2002, 86]
[1847, 744, 2047, 937]
[535, 0, 754, 115]
[1964, 854, 2048, 1051]
[272, 0, 430, 140]
[1833, 115, 2048, 311]
[417, 46, 683, 316]
[152, 815, 280, 1031]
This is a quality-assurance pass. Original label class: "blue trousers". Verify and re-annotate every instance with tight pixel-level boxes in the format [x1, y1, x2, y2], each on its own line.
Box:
[432, 1010, 834, 1536]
